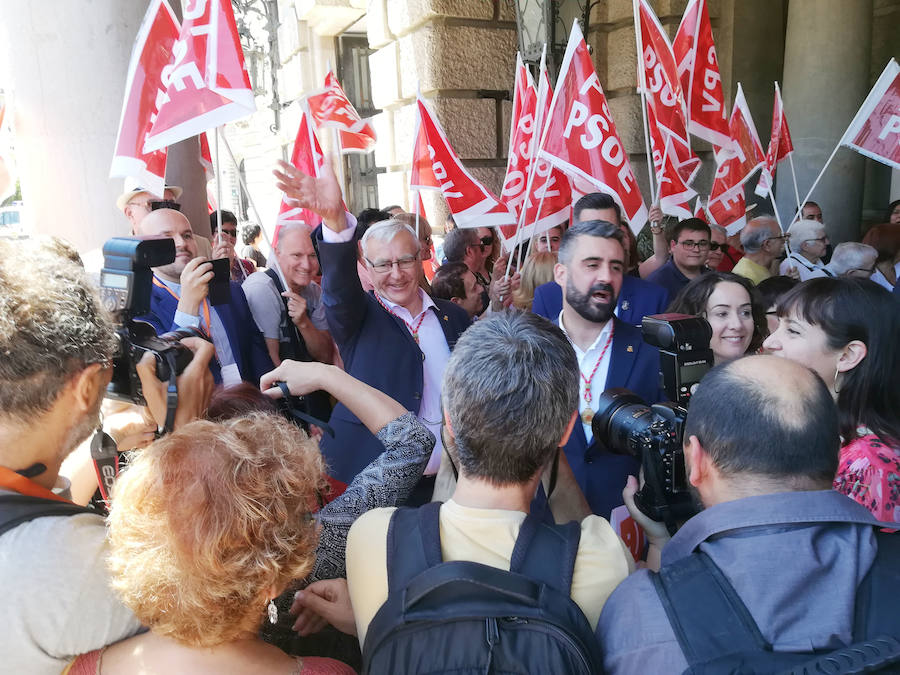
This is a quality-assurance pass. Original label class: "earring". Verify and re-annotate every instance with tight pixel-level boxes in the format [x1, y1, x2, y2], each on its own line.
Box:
[267, 599, 278, 624]
[833, 366, 843, 395]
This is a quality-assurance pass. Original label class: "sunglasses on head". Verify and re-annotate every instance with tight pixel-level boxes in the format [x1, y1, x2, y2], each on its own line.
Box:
[149, 200, 181, 212]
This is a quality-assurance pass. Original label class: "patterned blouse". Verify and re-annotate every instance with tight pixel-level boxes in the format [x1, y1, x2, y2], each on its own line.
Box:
[833, 432, 900, 523]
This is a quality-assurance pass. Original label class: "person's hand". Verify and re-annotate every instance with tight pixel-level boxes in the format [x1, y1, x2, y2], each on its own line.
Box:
[136, 337, 216, 430]
[178, 257, 213, 314]
[260, 360, 330, 398]
[648, 203, 663, 226]
[786, 265, 801, 281]
[212, 233, 234, 261]
[290, 579, 357, 637]
[273, 159, 345, 231]
[282, 290, 309, 328]
[105, 407, 157, 451]
[622, 475, 671, 548]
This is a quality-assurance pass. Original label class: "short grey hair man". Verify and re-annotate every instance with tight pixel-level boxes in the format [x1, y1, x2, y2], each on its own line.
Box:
[442, 310, 578, 484]
[827, 242, 878, 278]
[360, 219, 421, 261]
[740, 216, 779, 254]
[442, 227, 481, 264]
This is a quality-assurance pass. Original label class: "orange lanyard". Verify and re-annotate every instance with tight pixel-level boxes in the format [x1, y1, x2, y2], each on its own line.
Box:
[0, 466, 72, 503]
[152, 277, 211, 337]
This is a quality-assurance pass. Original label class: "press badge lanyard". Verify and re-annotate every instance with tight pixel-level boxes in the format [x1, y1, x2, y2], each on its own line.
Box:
[152, 277, 212, 338]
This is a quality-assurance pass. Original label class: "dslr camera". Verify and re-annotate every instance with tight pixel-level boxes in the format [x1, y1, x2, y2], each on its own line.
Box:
[592, 314, 713, 532]
[99, 236, 199, 406]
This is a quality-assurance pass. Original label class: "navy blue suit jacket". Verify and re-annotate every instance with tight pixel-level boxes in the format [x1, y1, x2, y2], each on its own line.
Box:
[531, 275, 670, 327]
[138, 279, 274, 386]
[316, 233, 472, 483]
[560, 317, 664, 519]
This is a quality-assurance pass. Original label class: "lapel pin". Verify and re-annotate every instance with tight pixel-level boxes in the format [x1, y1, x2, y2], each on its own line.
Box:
[621, 300, 630, 311]
[443, 315, 449, 321]
[626, 345, 634, 352]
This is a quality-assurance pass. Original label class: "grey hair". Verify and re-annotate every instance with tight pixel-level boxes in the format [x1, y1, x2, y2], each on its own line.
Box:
[740, 216, 778, 254]
[442, 228, 479, 263]
[274, 223, 313, 252]
[709, 223, 727, 238]
[827, 242, 878, 276]
[360, 219, 420, 260]
[787, 218, 825, 251]
[558, 220, 624, 266]
[0, 239, 117, 422]
[441, 310, 579, 485]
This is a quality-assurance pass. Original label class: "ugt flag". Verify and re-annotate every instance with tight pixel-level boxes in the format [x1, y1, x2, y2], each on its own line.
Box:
[110, 0, 179, 199]
[539, 19, 647, 233]
[840, 58, 900, 170]
[755, 81, 794, 197]
[143, 0, 256, 153]
[305, 71, 377, 154]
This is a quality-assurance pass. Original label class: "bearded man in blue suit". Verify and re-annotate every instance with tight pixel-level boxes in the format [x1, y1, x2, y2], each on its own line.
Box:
[552, 220, 664, 518]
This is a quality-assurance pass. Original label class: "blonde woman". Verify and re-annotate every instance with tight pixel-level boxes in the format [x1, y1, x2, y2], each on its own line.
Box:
[513, 251, 558, 310]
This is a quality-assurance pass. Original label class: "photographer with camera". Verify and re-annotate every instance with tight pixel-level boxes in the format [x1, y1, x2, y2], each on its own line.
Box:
[0, 238, 215, 673]
[595, 355, 900, 674]
[135, 207, 273, 387]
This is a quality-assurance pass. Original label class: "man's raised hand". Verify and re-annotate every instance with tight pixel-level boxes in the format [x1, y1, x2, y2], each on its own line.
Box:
[273, 159, 346, 232]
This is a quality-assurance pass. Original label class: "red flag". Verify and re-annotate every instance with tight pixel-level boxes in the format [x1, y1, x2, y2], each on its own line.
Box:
[723, 84, 765, 185]
[707, 182, 746, 235]
[673, 0, 731, 149]
[658, 137, 697, 220]
[410, 97, 517, 229]
[840, 58, 900, 170]
[199, 131, 214, 180]
[693, 197, 708, 223]
[756, 82, 794, 196]
[500, 55, 538, 216]
[306, 71, 377, 154]
[539, 20, 648, 232]
[110, 0, 179, 198]
[143, 0, 255, 153]
[277, 110, 325, 229]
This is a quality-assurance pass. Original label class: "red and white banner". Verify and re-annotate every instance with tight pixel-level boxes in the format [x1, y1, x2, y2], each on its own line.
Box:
[840, 58, 900, 170]
[500, 54, 538, 215]
[410, 97, 517, 229]
[755, 81, 794, 196]
[306, 71, 377, 154]
[143, 0, 256, 153]
[706, 84, 764, 235]
[277, 111, 325, 228]
[539, 20, 648, 233]
[199, 131, 214, 180]
[110, 0, 179, 198]
[693, 197, 708, 223]
[658, 136, 697, 220]
[673, 0, 731, 150]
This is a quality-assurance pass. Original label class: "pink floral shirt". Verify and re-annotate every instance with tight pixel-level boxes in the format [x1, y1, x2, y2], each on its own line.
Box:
[833, 432, 900, 523]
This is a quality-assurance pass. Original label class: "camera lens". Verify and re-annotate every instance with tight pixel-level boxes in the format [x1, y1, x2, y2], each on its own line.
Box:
[593, 389, 655, 456]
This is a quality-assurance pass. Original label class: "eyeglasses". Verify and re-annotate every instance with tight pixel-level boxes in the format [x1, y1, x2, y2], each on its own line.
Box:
[847, 267, 875, 276]
[709, 242, 728, 252]
[766, 234, 790, 242]
[678, 239, 710, 251]
[150, 200, 181, 211]
[803, 237, 828, 244]
[480, 236, 494, 247]
[366, 254, 420, 273]
[219, 228, 238, 238]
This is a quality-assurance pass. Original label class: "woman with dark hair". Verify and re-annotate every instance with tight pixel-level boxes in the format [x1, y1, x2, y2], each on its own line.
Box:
[667, 271, 767, 365]
[886, 199, 900, 226]
[756, 275, 799, 335]
[763, 277, 900, 522]
[241, 223, 267, 269]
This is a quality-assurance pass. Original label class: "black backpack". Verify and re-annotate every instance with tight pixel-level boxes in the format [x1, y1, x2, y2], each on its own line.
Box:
[652, 530, 900, 674]
[0, 493, 97, 537]
[361, 501, 605, 674]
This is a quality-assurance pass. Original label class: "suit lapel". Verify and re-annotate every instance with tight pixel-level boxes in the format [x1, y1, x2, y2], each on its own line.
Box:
[430, 304, 459, 350]
[604, 318, 637, 391]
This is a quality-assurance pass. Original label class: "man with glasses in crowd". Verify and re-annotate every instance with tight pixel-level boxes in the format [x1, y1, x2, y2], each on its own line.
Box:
[273, 160, 471, 498]
[779, 218, 831, 280]
[210, 210, 255, 281]
[645, 217, 712, 298]
[442, 228, 491, 315]
[733, 216, 788, 285]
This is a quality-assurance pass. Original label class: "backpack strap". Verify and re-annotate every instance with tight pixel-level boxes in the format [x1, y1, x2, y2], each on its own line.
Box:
[385, 502, 443, 593]
[855, 531, 900, 641]
[0, 494, 96, 537]
[264, 267, 310, 361]
[511, 516, 581, 594]
[651, 551, 769, 667]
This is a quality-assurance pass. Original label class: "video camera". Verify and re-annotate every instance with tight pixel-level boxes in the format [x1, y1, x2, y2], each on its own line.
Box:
[98, 236, 199, 406]
[592, 314, 713, 533]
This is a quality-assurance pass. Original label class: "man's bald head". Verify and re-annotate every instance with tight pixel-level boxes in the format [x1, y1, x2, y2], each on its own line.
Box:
[136, 208, 198, 279]
[684, 355, 839, 490]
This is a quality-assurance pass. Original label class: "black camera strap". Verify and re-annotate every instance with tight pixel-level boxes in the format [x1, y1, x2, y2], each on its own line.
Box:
[90, 430, 119, 504]
[163, 350, 178, 434]
[275, 381, 335, 438]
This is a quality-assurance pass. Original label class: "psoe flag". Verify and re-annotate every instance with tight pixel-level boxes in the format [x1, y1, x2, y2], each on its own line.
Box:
[306, 71, 377, 154]
[539, 19, 648, 233]
[841, 58, 900, 170]
[410, 96, 517, 229]
[143, 0, 256, 153]
[110, 0, 179, 199]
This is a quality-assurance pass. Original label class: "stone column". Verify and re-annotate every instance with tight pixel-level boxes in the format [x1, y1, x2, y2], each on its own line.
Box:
[778, 0, 872, 242]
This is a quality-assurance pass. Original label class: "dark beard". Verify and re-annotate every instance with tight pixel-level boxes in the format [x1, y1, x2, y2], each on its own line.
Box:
[565, 278, 616, 324]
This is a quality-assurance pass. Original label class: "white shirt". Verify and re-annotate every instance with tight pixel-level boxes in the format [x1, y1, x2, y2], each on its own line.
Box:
[558, 312, 614, 443]
[322, 220, 449, 474]
[779, 253, 830, 281]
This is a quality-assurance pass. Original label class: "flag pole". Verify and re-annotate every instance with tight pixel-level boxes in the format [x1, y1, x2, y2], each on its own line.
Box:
[796, 140, 843, 225]
[522, 169, 555, 265]
[632, 0, 657, 200]
[787, 153, 802, 213]
[654, 138, 671, 204]
[414, 189, 421, 238]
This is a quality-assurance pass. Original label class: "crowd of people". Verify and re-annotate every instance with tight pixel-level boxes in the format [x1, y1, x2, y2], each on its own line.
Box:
[1, 160, 898, 674]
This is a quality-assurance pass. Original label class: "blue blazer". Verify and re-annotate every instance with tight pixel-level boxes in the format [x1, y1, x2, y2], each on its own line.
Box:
[138, 280, 274, 386]
[531, 275, 670, 327]
[316, 234, 472, 484]
[561, 317, 664, 519]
